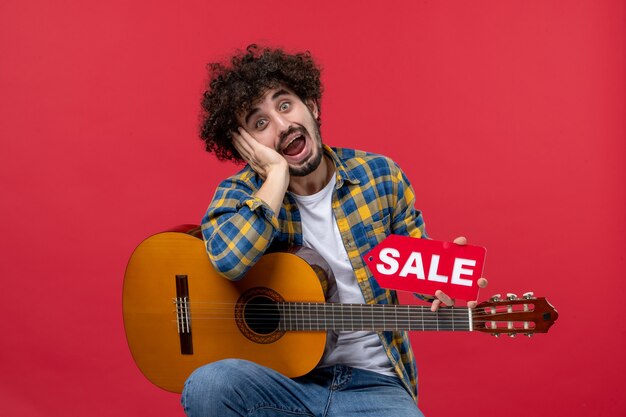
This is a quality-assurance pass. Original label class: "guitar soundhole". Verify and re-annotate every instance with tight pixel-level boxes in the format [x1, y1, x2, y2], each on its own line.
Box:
[244, 296, 280, 335]
[235, 287, 286, 344]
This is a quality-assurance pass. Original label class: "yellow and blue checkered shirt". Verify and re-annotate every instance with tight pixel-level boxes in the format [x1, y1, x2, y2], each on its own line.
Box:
[201, 145, 428, 400]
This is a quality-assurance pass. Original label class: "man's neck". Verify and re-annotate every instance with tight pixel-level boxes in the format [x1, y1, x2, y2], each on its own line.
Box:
[288, 155, 334, 196]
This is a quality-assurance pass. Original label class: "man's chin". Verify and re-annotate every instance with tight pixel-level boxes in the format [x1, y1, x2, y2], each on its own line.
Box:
[288, 149, 323, 177]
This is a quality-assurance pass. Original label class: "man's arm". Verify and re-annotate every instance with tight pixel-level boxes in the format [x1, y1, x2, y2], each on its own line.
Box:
[201, 128, 290, 281]
[201, 175, 279, 281]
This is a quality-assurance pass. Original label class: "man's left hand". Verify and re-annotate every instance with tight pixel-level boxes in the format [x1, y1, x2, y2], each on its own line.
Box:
[430, 236, 489, 311]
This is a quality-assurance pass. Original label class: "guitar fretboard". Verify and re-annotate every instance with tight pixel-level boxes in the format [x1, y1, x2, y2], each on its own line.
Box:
[277, 303, 471, 332]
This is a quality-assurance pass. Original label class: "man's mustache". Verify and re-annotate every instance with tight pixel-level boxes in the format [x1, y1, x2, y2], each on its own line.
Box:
[278, 126, 307, 147]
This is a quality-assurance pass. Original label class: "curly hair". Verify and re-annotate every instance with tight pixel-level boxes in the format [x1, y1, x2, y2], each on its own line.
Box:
[199, 45, 323, 162]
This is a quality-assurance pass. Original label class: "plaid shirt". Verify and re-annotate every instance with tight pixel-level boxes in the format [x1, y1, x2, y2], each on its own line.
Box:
[201, 145, 428, 400]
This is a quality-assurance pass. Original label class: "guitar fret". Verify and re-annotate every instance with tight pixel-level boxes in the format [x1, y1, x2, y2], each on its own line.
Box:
[288, 302, 292, 331]
[315, 302, 319, 331]
[381, 304, 385, 330]
[295, 302, 299, 331]
[406, 306, 411, 331]
[450, 306, 454, 331]
[349, 305, 354, 331]
[306, 303, 310, 330]
[394, 309, 398, 330]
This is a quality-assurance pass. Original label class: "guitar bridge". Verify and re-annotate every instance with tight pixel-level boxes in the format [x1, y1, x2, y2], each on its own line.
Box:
[175, 275, 193, 355]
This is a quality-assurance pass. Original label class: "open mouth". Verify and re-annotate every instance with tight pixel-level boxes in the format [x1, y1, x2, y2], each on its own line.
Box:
[279, 128, 309, 157]
[281, 134, 306, 156]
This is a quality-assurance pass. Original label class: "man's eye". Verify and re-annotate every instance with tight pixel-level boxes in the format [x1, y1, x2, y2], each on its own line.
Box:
[255, 119, 267, 129]
[279, 102, 290, 111]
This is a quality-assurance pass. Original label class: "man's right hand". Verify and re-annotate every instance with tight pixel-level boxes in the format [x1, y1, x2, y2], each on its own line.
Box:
[232, 128, 288, 181]
[232, 127, 290, 215]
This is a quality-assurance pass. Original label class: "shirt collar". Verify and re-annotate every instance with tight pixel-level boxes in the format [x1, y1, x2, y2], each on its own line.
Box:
[323, 145, 360, 188]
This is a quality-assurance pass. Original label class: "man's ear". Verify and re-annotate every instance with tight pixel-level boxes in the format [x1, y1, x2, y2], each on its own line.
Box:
[306, 99, 319, 120]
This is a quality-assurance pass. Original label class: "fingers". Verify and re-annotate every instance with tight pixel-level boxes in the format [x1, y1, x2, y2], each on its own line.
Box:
[453, 236, 467, 245]
[231, 128, 269, 176]
[431, 290, 455, 312]
[465, 278, 488, 308]
[452, 237, 488, 307]
[232, 129, 255, 159]
[232, 127, 290, 184]
[236, 127, 258, 145]
[232, 131, 262, 175]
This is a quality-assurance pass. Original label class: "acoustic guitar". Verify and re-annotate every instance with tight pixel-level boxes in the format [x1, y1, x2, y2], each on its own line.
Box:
[123, 228, 558, 393]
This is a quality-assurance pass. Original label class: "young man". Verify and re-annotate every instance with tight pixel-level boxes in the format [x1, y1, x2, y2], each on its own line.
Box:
[182, 45, 485, 417]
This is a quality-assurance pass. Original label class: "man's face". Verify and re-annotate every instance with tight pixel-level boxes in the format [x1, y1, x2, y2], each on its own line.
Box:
[238, 87, 323, 177]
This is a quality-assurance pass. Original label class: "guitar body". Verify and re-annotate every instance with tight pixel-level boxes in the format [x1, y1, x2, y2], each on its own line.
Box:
[123, 231, 327, 393]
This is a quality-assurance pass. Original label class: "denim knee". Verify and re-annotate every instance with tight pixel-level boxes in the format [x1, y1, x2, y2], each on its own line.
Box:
[181, 359, 254, 416]
[184, 359, 253, 394]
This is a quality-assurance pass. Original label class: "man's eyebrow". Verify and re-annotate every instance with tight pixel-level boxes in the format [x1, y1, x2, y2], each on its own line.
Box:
[271, 89, 290, 100]
[244, 108, 260, 126]
[244, 89, 292, 125]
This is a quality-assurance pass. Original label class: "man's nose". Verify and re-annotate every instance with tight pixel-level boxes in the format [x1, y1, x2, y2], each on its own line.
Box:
[273, 113, 290, 132]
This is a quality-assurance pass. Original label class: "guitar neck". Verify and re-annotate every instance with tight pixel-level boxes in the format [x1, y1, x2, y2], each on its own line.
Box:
[277, 302, 472, 332]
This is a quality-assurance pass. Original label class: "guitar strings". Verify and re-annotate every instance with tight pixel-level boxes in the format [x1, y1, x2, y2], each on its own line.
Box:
[169, 302, 522, 332]
[175, 302, 520, 319]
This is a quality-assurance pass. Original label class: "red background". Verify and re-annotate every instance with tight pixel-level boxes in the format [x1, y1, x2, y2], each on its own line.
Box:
[1, 1, 624, 416]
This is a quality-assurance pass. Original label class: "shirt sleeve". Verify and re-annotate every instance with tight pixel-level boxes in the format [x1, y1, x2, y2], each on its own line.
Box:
[389, 161, 436, 302]
[201, 173, 279, 281]
[389, 162, 428, 240]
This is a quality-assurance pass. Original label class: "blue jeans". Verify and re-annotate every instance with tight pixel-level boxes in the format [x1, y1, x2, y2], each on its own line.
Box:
[181, 359, 425, 417]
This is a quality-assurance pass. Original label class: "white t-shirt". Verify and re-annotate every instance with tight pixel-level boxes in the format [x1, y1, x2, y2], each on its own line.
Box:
[290, 175, 396, 376]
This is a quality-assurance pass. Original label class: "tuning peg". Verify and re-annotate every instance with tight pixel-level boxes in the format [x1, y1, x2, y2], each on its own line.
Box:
[508, 333, 517, 338]
[523, 292, 534, 299]
[506, 293, 518, 300]
[491, 333, 500, 338]
[490, 294, 501, 302]
[525, 333, 533, 338]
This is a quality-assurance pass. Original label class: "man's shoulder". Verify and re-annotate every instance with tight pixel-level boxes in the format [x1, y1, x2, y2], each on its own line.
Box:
[331, 146, 401, 176]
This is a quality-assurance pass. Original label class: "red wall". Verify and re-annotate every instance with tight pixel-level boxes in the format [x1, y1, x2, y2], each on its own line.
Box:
[1, 1, 624, 416]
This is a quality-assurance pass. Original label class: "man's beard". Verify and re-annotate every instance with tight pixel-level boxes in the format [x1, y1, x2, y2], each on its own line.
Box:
[289, 146, 323, 177]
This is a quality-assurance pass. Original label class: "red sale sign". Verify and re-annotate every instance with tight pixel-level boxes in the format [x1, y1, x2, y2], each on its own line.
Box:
[364, 235, 486, 301]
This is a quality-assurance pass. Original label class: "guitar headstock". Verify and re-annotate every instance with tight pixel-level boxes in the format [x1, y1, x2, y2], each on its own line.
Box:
[472, 292, 558, 337]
